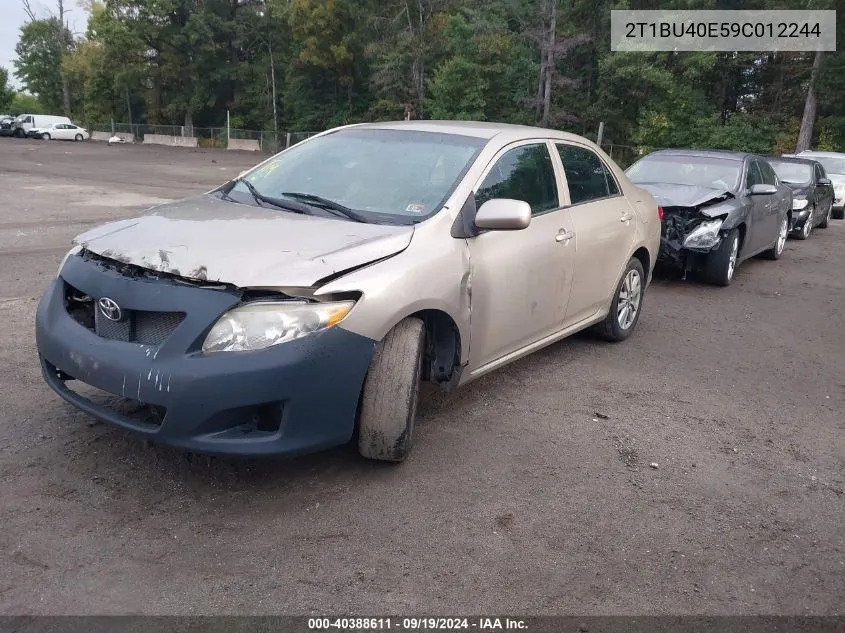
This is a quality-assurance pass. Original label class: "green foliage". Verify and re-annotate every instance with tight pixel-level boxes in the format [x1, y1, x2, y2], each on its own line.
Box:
[9, 92, 44, 114]
[10, 0, 844, 154]
[14, 18, 74, 113]
[0, 67, 15, 113]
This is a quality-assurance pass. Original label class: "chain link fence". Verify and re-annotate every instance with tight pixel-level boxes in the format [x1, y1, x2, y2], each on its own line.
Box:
[88, 122, 319, 152]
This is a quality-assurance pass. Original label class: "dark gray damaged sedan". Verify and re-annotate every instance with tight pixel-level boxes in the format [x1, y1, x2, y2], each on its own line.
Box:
[626, 149, 793, 286]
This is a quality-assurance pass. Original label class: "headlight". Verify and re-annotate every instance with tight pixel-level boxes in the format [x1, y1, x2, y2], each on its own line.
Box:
[792, 197, 809, 210]
[202, 300, 355, 353]
[57, 245, 81, 277]
[683, 219, 724, 249]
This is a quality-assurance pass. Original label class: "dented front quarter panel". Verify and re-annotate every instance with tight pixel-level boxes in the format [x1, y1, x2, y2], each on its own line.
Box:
[73, 194, 415, 288]
[316, 211, 472, 365]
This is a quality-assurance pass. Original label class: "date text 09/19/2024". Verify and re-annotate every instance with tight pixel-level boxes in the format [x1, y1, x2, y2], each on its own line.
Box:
[307, 618, 529, 631]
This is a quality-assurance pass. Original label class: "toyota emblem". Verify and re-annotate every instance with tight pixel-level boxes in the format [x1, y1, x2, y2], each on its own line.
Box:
[98, 297, 123, 322]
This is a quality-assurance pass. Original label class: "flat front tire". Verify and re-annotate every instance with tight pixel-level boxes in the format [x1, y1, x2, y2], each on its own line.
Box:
[357, 317, 425, 462]
[703, 229, 740, 286]
[41, 133, 50, 140]
[75, 134, 83, 141]
[596, 258, 645, 342]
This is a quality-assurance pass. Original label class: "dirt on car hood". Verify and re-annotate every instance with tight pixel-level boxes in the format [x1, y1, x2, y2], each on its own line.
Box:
[73, 194, 415, 288]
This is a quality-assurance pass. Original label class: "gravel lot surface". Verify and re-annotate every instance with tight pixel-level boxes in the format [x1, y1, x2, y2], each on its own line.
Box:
[0, 138, 842, 615]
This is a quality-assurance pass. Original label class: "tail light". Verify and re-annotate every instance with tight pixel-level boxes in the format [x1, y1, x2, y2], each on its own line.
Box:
[657, 206, 664, 221]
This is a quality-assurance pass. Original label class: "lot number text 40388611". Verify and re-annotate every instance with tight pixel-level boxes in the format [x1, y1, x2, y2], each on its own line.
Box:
[307, 617, 528, 631]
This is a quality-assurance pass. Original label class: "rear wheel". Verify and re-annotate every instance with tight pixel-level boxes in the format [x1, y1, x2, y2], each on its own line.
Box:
[832, 206, 845, 220]
[74, 134, 83, 141]
[703, 229, 739, 286]
[764, 214, 789, 260]
[596, 258, 645, 342]
[41, 132, 51, 140]
[357, 317, 425, 462]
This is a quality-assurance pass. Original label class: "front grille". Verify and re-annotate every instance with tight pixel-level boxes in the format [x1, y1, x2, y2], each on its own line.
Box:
[65, 283, 185, 345]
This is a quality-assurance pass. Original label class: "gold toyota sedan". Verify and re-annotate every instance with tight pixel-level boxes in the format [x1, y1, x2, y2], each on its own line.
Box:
[36, 121, 661, 462]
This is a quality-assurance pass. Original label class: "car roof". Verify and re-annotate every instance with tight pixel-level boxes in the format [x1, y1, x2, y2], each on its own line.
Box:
[641, 148, 750, 161]
[765, 155, 817, 165]
[798, 150, 845, 158]
[342, 120, 591, 143]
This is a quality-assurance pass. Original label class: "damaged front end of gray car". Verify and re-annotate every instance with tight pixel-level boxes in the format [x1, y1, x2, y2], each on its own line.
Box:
[658, 192, 735, 279]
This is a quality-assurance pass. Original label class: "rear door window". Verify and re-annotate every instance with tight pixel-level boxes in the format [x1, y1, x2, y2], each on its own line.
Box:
[555, 144, 618, 204]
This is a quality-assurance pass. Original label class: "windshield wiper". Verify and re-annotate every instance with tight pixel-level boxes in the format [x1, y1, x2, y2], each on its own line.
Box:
[281, 191, 370, 223]
[228, 178, 313, 215]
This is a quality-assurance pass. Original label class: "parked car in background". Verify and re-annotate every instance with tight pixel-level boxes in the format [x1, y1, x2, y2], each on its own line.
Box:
[765, 155, 834, 239]
[796, 150, 845, 219]
[0, 115, 13, 137]
[626, 149, 792, 286]
[36, 121, 660, 461]
[32, 123, 89, 141]
[10, 113, 72, 138]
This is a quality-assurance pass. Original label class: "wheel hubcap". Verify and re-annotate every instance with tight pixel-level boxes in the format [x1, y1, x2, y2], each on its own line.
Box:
[617, 269, 642, 330]
[777, 217, 788, 254]
[727, 236, 739, 280]
[803, 215, 812, 237]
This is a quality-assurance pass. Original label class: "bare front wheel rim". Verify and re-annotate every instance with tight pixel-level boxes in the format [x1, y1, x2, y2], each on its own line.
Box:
[727, 235, 739, 281]
[617, 269, 642, 330]
[776, 217, 788, 254]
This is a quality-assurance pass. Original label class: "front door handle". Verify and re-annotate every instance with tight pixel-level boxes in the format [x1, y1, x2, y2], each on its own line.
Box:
[556, 230, 575, 243]
[620, 211, 634, 223]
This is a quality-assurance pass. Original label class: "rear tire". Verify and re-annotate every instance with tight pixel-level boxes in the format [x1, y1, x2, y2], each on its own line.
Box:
[833, 207, 845, 220]
[764, 214, 789, 260]
[357, 317, 425, 462]
[703, 229, 739, 286]
[596, 258, 645, 342]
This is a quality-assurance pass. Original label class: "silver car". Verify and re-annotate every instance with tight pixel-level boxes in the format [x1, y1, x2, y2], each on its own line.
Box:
[796, 150, 845, 219]
[36, 121, 660, 461]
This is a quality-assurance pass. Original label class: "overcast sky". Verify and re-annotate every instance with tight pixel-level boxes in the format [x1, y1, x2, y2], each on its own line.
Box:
[0, 0, 90, 90]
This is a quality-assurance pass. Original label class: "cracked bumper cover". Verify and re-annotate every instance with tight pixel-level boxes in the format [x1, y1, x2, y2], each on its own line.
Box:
[35, 256, 377, 457]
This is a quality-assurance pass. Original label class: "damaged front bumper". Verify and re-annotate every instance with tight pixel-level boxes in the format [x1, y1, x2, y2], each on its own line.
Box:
[35, 253, 376, 457]
[789, 209, 812, 232]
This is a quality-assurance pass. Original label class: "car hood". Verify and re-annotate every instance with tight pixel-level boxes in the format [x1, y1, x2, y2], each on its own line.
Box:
[73, 194, 415, 288]
[783, 182, 811, 195]
[633, 182, 734, 209]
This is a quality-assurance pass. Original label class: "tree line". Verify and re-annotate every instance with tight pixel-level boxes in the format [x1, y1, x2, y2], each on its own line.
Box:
[3, 0, 844, 160]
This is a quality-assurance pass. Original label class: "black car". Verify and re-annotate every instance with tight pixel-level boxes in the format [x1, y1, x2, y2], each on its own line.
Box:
[626, 149, 793, 286]
[765, 155, 834, 239]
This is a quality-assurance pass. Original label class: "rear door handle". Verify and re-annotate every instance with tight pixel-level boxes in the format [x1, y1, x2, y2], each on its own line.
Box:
[620, 212, 634, 223]
[555, 230, 575, 243]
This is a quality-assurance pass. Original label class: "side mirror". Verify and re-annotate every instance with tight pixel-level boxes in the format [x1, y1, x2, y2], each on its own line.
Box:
[474, 199, 532, 231]
[817, 177, 832, 186]
[749, 184, 777, 195]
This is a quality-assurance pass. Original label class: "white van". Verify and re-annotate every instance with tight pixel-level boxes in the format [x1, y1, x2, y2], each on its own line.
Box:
[11, 114, 72, 138]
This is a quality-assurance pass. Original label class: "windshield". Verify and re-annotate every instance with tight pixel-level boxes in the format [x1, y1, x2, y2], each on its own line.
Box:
[769, 161, 812, 184]
[227, 128, 486, 224]
[626, 155, 742, 191]
[808, 156, 845, 176]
